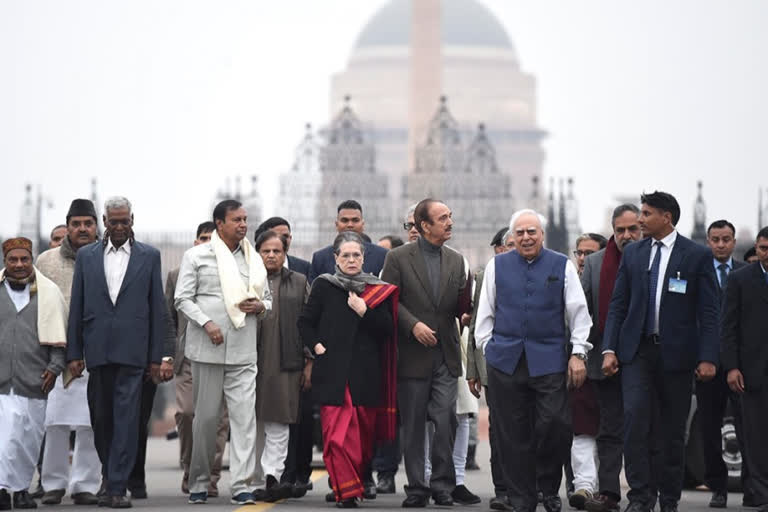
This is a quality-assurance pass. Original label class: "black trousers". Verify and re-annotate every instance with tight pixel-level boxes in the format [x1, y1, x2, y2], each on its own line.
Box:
[127, 378, 158, 491]
[87, 364, 144, 497]
[595, 375, 624, 500]
[281, 388, 315, 485]
[485, 385, 507, 498]
[487, 357, 570, 512]
[695, 371, 751, 494]
[741, 375, 768, 505]
[621, 342, 691, 507]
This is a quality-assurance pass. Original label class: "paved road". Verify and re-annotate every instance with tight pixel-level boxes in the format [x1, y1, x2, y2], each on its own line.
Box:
[51, 437, 741, 512]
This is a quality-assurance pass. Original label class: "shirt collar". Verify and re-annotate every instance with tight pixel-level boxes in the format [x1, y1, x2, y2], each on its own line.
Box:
[653, 229, 677, 249]
[106, 239, 131, 255]
[714, 257, 733, 271]
[761, 262, 767, 274]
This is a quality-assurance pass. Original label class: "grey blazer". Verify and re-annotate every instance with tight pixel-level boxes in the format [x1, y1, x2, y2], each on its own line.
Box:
[466, 269, 488, 386]
[380, 241, 470, 379]
[580, 248, 608, 380]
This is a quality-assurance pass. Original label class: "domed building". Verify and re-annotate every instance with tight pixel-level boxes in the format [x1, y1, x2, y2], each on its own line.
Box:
[280, 0, 548, 265]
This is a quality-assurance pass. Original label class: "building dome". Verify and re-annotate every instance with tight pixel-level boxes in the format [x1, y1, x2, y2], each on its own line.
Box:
[354, 0, 514, 49]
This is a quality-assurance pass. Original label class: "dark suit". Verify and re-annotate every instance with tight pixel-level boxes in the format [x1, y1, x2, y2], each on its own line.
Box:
[695, 258, 751, 496]
[287, 254, 311, 278]
[67, 240, 166, 497]
[604, 233, 720, 507]
[308, 241, 388, 283]
[721, 262, 768, 505]
[580, 248, 626, 501]
[380, 239, 470, 497]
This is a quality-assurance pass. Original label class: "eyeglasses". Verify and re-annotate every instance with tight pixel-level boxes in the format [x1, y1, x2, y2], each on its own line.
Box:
[403, 222, 416, 230]
[573, 250, 596, 258]
[338, 252, 363, 261]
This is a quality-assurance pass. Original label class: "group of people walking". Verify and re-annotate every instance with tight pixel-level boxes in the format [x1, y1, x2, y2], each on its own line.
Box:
[0, 191, 767, 512]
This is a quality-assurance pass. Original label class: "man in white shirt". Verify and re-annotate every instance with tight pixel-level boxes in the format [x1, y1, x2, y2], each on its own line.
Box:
[475, 209, 592, 512]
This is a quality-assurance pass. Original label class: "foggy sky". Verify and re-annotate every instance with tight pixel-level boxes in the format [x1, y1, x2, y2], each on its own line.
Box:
[1, 0, 766, 242]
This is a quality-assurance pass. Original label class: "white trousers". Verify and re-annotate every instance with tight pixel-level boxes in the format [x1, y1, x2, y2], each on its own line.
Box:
[190, 362, 258, 496]
[424, 412, 469, 486]
[0, 391, 46, 492]
[41, 425, 101, 494]
[571, 434, 599, 493]
[252, 420, 290, 487]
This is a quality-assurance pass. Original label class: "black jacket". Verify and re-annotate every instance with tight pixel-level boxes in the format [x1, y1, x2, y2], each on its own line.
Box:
[298, 278, 393, 406]
[721, 262, 768, 390]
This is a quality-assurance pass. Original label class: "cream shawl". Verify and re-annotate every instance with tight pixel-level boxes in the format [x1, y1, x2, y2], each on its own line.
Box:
[210, 230, 267, 329]
[0, 266, 68, 347]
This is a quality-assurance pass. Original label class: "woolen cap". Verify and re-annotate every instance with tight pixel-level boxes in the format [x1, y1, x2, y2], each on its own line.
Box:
[66, 199, 97, 222]
[3, 237, 33, 257]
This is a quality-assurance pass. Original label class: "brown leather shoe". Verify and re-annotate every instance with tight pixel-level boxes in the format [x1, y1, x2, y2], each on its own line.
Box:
[585, 493, 620, 512]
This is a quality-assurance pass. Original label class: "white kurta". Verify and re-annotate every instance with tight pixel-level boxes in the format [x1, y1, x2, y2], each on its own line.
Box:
[44, 370, 91, 427]
[0, 390, 47, 492]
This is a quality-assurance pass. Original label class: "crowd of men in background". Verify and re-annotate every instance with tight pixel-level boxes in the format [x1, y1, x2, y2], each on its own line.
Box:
[0, 191, 767, 512]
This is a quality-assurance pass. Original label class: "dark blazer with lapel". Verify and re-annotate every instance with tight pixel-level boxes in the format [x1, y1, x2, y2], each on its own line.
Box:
[308, 241, 388, 283]
[298, 278, 393, 406]
[717, 259, 746, 307]
[287, 254, 311, 278]
[603, 233, 720, 371]
[380, 241, 470, 379]
[720, 262, 768, 390]
[581, 248, 608, 380]
[67, 240, 166, 369]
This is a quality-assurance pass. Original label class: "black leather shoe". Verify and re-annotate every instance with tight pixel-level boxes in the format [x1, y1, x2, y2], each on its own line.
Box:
[743, 494, 759, 508]
[108, 496, 132, 509]
[266, 475, 292, 502]
[432, 491, 454, 506]
[290, 481, 312, 499]
[624, 502, 651, 512]
[336, 498, 359, 508]
[542, 495, 562, 512]
[0, 489, 11, 511]
[326, 491, 337, 503]
[128, 487, 147, 500]
[402, 495, 429, 508]
[72, 492, 100, 505]
[660, 504, 678, 512]
[376, 474, 396, 494]
[97, 494, 111, 507]
[41, 489, 66, 505]
[451, 485, 480, 505]
[13, 491, 38, 509]
[363, 479, 377, 500]
[709, 491, 727, 509]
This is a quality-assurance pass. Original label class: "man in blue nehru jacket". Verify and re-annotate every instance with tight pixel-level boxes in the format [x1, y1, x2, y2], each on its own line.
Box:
[602, 191, 720, 512]
[475, 209, 593, 512]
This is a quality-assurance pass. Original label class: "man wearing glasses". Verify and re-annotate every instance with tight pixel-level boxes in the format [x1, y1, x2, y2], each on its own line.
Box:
[574, 234, 608, 276]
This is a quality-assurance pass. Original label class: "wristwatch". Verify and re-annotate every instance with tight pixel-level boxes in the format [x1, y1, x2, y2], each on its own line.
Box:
[572, 353, 588, 363]
[162, 356, 174, 365]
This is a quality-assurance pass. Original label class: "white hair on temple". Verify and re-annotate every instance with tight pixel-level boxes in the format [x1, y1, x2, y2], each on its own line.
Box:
[404, 203, 418, 223]
[509, 209, 547, 233]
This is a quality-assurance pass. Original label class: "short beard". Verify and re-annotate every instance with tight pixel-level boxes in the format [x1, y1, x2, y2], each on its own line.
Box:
[5, 270, 35, 290]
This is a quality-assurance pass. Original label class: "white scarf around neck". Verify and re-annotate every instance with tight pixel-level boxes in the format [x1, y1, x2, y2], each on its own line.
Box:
[210, 230, 266, 329]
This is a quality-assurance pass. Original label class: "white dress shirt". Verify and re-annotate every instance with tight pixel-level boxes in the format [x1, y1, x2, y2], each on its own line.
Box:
[104, 240, 131, 305]
[474, 254, 593, 356]
[4, 281, 30, 312]
[648, 230, 677, 335]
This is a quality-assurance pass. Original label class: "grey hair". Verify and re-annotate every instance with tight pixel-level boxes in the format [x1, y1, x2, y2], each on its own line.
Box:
[104, 196, 132, 214]
[404, 203, 418, 223]
[509, 209, 547, 233]
[332, 231, 365, 255]
[611, 203, 640, 228]
[502, 229, 514, 244]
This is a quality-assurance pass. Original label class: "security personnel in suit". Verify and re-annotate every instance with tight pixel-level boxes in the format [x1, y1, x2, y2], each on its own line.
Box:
[721, 226, 768, 512]
[697, 220, 750, 508]
[308, 200, 388, 284]
[67, 197, 167, 509]
[603, 191, 720, 512]
[381, 198, 471, 508]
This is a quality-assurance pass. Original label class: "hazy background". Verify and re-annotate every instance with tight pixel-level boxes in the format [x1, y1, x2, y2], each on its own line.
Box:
[1, 0, 766, 240]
